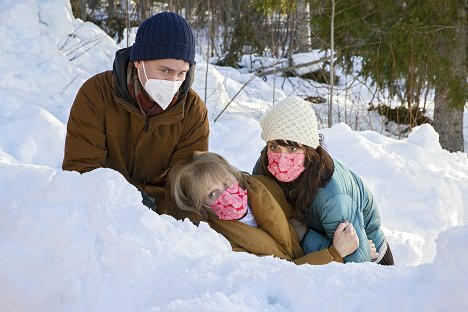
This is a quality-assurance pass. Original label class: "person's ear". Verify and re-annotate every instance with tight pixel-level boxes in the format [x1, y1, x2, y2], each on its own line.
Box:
[133, 60, 142, 69]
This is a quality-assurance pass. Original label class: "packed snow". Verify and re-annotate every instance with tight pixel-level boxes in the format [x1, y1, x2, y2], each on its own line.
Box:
[1, 0, 467, 311]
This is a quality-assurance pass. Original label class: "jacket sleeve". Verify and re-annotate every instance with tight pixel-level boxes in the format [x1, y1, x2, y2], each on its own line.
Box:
[164, 93, 209, 217]
[252, 175, 294, 219]
[170, 95, 209, 168]
[230, 242, 343, 265]
[293, 246, 343, 265]
[62, 76, 107, 173]
[231, 242, 253, 253]
[320, 194, 371, 263]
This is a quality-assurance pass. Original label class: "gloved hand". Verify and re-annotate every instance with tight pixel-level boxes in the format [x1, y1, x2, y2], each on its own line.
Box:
[140, 190, 157, 211]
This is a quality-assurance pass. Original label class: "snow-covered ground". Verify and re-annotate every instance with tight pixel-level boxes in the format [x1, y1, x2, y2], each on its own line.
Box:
[1, 1, 467, 311]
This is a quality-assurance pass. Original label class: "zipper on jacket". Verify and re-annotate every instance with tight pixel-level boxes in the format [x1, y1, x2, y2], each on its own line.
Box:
[144, 116, 149, 132]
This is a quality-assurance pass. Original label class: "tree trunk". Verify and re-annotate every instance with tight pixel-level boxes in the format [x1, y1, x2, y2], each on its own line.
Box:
[184, 0, 191, 20]
[328, 0, 335, 128]
[221, 0, 232, 55]
[108, 0, 115, 18]
[295, 0, 311, 52]
[138, 0, 148, 20]
[433, 87, 464, 152]
[80, 0, 87, 21]
[70, 0, 80, 19]
[432, 3, 466, 152]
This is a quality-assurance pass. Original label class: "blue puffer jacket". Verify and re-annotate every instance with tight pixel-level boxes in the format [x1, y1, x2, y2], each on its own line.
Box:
[302, 159, 386, 263]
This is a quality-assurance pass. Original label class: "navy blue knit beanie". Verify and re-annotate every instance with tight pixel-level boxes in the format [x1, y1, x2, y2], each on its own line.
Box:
[130, 12, 195, 64]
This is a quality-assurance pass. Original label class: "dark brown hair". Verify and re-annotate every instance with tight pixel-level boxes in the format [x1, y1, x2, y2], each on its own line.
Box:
[258, 135, 334, 220]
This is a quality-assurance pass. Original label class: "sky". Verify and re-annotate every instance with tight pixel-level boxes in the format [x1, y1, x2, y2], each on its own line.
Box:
[1, 0, 467, 311]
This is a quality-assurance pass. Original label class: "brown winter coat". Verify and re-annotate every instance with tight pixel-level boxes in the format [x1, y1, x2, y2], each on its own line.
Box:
[208, 175, 343, 265]
[62, 48, 209, 215]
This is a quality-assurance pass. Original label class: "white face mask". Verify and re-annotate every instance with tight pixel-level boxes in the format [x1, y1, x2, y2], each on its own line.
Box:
[139, 61, 184, 110]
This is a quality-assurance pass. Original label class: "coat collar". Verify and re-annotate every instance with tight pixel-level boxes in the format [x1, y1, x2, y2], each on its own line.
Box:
[208, 175, 302, 260]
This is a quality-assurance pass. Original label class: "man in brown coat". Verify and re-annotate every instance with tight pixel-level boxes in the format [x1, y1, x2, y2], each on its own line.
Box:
[62, 12, 209, 215]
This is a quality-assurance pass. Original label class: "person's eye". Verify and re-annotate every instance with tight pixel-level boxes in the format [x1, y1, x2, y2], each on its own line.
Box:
[269, 145, 278, 151]
[161, 68, 169, 74]
[208, 191, 218, 199]
[289, 146, 298, 152]
[177, 72, 187, 77]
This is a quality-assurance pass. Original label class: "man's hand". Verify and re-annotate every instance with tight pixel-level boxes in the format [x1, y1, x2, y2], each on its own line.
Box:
[332, 221, 359, 258]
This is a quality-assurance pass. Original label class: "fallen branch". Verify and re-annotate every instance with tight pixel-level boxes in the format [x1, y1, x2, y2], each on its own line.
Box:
[213, 55, 332, 122]
[256, 56, 331, 77]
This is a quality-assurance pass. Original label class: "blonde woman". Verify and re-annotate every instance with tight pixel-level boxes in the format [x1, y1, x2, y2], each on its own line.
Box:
[168, 151, 359, 265]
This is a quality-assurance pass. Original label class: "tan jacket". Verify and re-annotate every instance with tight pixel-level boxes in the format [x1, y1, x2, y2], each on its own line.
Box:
[63, 49, 209, 214]
[209, 176, 343, 265]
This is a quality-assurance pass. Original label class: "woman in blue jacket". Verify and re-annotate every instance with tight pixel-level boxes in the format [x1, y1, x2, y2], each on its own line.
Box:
[253, 96, 394, 265]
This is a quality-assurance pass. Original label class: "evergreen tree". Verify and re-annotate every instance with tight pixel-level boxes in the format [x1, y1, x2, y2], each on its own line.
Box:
[310, 0, 466, 151]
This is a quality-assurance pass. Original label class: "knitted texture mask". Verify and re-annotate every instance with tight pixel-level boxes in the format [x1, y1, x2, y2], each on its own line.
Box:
[267, 152, 306, 182]
[260, 96, 319, 148]
[210, 180, 248, 221]
[130, 12, 195, 64]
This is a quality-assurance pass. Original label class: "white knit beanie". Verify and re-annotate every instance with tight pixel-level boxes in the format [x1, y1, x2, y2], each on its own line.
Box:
[260, 96, 320, 148]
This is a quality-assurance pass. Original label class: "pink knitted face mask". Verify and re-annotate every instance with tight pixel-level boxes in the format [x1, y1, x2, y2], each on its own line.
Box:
[267, 152, 306, 182]
[210, 180, 248, 220]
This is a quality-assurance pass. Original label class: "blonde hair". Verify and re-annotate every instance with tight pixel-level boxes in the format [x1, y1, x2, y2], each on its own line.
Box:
[168, 151, 247, 220]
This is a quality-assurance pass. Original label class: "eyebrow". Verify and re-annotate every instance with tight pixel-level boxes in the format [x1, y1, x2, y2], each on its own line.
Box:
[206, 185, 221, 194]
[206, 178, 231, 192]
[158, 66, 189, 73]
